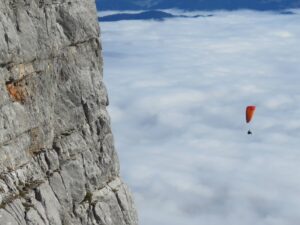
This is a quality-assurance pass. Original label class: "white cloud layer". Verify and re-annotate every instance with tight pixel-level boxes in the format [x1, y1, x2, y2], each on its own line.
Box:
[100, 10, 300, 225]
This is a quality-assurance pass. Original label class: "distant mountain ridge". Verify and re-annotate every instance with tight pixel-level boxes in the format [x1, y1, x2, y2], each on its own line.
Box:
[100, 10, 174, 22]
[96, 0, 300, 11]
[99, 10, 213, 22]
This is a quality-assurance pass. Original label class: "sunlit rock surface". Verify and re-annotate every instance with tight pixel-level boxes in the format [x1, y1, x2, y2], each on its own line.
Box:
[0, 0, 138, 224]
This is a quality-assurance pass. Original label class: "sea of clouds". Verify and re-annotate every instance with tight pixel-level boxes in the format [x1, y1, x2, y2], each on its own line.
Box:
[100, 10, 300, 225]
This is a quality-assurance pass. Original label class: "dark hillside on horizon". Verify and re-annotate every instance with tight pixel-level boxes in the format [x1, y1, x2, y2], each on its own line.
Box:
[99, 10, 213, 22]
[100, 10, 175, 22]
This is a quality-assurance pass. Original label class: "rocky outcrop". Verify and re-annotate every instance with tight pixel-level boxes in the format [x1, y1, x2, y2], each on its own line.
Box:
[0, 0, 138, 224]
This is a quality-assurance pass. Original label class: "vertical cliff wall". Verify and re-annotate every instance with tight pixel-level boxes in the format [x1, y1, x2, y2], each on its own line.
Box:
[0, 0, 138, 224]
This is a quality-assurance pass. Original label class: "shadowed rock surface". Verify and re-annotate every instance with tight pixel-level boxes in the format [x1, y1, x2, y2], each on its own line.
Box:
[0, 0, 138, 224]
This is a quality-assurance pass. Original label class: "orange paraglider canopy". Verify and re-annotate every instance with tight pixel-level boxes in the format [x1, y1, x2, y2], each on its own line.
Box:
[246, 106, 256, 123]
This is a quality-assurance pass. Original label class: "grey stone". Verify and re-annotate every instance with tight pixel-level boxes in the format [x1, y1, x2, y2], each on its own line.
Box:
[0, 0, 138, 224]
[0, 208, 19, 225]
[26, 208, 48, 225]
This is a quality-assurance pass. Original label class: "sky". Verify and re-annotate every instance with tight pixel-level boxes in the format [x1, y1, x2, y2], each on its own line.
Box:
[96, 0, 300, 11]
[100, 10, 300, 225]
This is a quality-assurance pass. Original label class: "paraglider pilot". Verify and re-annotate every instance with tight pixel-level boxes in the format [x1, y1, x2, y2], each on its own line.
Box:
[246, 106, 256, 135]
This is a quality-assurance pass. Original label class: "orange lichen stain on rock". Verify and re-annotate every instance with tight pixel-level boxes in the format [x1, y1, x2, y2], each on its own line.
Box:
[5, 80, 27, 103]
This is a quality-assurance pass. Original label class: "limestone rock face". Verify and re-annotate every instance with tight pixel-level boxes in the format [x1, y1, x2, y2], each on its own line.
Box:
[0, 0, 138, 224]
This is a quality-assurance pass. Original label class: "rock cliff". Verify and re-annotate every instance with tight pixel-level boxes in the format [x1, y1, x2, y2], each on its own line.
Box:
[0, 0, 138, 224]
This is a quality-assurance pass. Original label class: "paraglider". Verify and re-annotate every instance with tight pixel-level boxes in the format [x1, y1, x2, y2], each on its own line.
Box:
[246, 105, 256, 135]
